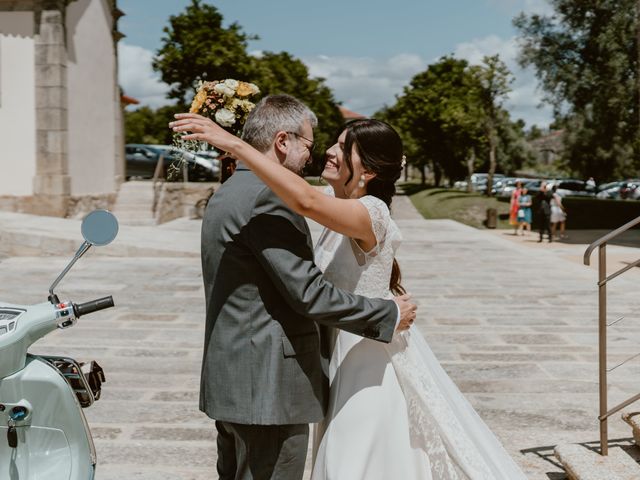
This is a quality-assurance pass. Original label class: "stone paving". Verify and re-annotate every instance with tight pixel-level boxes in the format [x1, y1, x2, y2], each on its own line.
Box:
[1, 197, 640, 479]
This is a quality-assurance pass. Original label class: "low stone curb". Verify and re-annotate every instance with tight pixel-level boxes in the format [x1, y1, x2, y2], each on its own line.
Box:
[555, 443, 640, 480]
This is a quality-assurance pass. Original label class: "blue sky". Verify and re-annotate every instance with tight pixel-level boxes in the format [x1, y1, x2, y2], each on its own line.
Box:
[117, 0, 554, 127]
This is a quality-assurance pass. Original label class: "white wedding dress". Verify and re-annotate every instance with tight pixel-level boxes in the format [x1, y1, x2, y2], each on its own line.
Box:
[311, 191, 528, 480]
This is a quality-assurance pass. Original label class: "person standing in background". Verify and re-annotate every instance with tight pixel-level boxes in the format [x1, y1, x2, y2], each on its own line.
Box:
[536, 182, 553, 243]
[517, 187, 532, 236]
[550, 185, 567, 239]
[509, 181, 523, 235]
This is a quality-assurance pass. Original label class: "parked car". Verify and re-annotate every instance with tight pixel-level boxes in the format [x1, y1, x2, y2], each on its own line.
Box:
[150, 145, 221, 181]
[125, 145, 161, 178]
[523, 179, 548, 196]
[619, 180, 640, 200]
[596, 181, 625, 199]
[496, 178, 529, 198]
[195, 149, 221, 169]
[125, 144, 220, 181]
[453, 179, 468, 190]
[454, 173, 505, 192]
[547, 179, 596, 197]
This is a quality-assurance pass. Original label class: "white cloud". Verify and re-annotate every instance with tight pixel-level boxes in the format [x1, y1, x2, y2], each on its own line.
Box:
[303, 53, 427, 115]
[118, 42, 172, 108]
[486, 0, 554, 16]
[524, 0, 555, 16]
[117, 36, 553, 128]
[303, 41, 553, 128]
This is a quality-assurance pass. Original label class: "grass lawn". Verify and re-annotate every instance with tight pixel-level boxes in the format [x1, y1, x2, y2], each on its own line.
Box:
[402, 183, 512, 229]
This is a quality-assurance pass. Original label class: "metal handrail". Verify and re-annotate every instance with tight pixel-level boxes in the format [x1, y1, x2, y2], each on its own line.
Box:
[583, 214, 640, 456]
[151, 153, 166, 218]
[584, 216, 640, 265]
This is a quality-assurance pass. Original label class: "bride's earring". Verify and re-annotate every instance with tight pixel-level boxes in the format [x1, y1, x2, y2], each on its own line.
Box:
[358, 174, 365, 189]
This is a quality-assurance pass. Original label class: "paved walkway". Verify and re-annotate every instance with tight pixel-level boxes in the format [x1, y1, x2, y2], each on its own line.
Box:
[1, 198, 640, 479]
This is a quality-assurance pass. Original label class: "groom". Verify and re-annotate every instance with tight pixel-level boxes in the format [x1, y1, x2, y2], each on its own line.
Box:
[199, 94, 415, 480]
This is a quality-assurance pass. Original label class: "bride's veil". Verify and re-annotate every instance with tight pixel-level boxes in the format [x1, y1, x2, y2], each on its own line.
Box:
[389, 330, 528, 480]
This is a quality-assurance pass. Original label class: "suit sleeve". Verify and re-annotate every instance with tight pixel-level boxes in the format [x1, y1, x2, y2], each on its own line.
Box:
[245, 187, 397, 343]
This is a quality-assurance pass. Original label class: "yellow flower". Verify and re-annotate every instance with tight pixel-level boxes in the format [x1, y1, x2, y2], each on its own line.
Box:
[236, 81, 260, 97]
[190, 88, 208, 113]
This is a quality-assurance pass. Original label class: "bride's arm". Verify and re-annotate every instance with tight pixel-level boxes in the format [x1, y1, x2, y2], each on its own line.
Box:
[171, 113, 377, 248]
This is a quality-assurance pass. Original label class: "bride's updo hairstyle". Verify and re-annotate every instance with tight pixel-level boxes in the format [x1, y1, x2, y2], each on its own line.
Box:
[341, 118, 406, 295]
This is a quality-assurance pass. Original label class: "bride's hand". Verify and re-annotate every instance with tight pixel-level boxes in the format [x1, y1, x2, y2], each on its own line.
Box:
[394, 293, 417, 332]
[169, 113, 240, 155]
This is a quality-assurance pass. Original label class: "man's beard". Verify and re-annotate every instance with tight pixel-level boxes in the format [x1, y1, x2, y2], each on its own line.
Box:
[283, 154, 314, 177]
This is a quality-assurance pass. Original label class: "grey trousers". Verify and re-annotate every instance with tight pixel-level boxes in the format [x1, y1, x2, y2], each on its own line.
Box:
[215, 421, 309, 480]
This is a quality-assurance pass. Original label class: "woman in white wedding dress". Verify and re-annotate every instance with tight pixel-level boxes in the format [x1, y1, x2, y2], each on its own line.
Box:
[171, 113, 528, 479]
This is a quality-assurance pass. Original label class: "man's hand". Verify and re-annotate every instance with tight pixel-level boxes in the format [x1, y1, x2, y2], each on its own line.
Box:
[394, 293, 417, 332]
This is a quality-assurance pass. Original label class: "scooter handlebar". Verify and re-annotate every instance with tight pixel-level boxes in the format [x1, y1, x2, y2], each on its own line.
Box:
[73, 296, 114, 318]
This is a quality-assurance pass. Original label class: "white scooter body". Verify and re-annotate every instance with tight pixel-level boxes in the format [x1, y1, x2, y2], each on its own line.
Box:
[0, 210, 118, 480]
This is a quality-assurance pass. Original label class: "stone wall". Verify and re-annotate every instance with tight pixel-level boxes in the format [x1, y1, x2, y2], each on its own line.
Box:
[153, 182, 215, 225]
[0, 192, 116, 218]
[67, 192, 117, 219]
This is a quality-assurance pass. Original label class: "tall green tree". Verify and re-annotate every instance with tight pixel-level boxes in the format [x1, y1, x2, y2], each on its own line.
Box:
[514, 0, 640, 180]
[381, 57, 482, 186]
[471, 55, 513, 195]
[149, 2, 343, 171]
[152, 0, 256, 104]
[380, 55, 525, 188]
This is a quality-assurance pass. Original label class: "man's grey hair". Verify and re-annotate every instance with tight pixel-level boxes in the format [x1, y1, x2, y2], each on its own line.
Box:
[241, 94, 318, 153]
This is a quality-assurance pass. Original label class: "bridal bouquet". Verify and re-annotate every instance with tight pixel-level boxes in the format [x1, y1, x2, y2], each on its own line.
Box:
[190, 79, 260, 134]
[170, 79, 260, 178]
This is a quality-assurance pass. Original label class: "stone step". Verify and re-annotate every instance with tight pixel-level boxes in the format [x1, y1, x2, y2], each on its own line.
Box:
[555, 443, 640, 480]
[113, 181, 157, 226]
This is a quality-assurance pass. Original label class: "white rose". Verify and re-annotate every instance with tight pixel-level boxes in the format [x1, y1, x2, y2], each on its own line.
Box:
[224, 79, 239, 91]
[215, 108, 236, 127]
[247, 83, 260, 95]
[213, 83, 235, 97]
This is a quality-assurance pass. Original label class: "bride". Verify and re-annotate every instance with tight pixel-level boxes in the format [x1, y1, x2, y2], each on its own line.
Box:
[171, 113, 527, 479]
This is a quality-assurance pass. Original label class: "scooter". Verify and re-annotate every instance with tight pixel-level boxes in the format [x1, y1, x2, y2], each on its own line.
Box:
[0, 209, 119, 479]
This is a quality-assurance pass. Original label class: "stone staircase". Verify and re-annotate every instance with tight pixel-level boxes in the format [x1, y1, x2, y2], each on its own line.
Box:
[555, 412, 640, 479]
[112, 180, 157, 226]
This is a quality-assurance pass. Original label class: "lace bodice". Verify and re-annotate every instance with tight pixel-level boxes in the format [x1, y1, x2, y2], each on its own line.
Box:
[314, 190, 402, 300]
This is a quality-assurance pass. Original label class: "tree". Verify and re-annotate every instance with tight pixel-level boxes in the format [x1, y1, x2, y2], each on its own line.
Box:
[149, 3, 343, 172]
[492, 114, 536, 174]
[250, 52, 344, 174]
[471, 55, 513, 196]
[514, 1, 640, 180]
[148, 1, 345, 172]
[381, 57, 482, 186]
[125, 105, 185, 145]
[152, 0, 256, 104]
[379, 56, 525, 189]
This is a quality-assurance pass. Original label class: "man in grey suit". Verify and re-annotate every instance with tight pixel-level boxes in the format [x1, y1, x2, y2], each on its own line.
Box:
[199, 95, 415, 480]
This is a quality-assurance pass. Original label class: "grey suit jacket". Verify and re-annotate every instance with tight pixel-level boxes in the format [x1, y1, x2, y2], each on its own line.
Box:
[200, 165, 397, 425]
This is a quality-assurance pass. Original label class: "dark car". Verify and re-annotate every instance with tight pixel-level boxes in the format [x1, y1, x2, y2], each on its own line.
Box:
[125, 144, 220, 181]
[523, 179, 547, 196]
[548, 179, 596, 197]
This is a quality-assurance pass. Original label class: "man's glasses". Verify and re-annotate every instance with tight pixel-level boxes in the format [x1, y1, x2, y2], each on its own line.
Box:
[286, 131, 315, 155]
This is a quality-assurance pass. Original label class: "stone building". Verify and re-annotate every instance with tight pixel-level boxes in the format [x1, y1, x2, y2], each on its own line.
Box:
[0, 0, 124, 217]
[529, 129, 564, 166]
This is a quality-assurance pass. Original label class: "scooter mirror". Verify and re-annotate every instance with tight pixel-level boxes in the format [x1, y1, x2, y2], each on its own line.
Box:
[81, 210, 119, 246]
